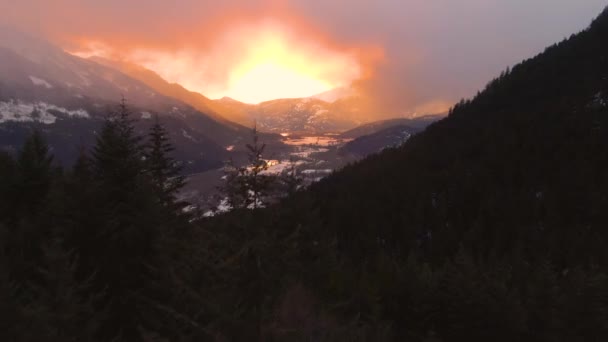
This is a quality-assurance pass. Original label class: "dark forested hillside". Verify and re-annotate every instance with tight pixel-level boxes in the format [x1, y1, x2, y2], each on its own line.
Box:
[201, 8, 608, 340]
[2, 7, 608, 342]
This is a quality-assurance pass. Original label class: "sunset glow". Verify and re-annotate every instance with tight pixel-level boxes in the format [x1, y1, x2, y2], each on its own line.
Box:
[227, 63, 332, 103]
[221, 26, 358, 103]
[88, 21, 365, 104]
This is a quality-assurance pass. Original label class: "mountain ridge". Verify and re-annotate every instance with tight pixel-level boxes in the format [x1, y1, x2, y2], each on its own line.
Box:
[87, 56, 376, 134]
[0, 28, 257, 172]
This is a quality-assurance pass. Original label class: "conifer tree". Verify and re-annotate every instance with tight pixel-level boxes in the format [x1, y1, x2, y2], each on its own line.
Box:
[72, 145, 92, 185]
[219, 125, 275, 210]
[16, 130, 54, 214]
[219, 158, 249, 210]
[0, 151, 16, 224]
[279, 158, 302, 196]
[145, 115, 186, 212]
[87, 98, 164, 341]
[92, 97, 143, 194]
[7, 131, 56, 288]
[244, 124, 272, 209]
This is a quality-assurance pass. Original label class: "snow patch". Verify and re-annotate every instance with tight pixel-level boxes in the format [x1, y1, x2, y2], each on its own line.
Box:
[261, 160, 305, 175]
[308, 109, 329, 124]
[0, 100, 89, 124]
[29, 76, 53, 89]
[203, 198, 232, 217]
[302, 169, 333, 175]
[182, 129, 197, 142]
[592, 92, 608, 108]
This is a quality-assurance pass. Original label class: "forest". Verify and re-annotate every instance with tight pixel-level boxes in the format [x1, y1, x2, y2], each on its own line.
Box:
[2, 7, 608, 342]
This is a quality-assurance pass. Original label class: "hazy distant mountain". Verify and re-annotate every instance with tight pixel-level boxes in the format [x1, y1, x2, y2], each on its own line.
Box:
[339, 115, 443, 139]
[208, 96, 372, 134]
[0, 28, 259, 172]
[335, 113, 442, 158]
[310, 86, 356, 102]
[91, 57, 370, 134]
[248, 97, 363, 134]
[339, 124, 417, 157]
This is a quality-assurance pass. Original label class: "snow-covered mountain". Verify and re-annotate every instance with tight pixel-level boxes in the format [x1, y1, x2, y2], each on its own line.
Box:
[0, 28, 258, 173]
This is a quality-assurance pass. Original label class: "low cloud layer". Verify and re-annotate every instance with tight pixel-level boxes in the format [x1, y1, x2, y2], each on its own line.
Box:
[1, 0, 606, 116]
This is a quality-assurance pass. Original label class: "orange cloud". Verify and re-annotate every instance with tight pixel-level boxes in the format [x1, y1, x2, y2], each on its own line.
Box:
[2, 0, 606, 118]
[68, 11, 382, 103]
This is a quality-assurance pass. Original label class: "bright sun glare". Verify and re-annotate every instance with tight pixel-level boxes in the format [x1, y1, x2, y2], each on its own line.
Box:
[228, 63, 332, 103]
[223, 29, 343, 103]
[74, 22, 361, 104]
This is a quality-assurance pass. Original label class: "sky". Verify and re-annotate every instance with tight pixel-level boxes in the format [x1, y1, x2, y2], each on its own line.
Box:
[0, 0, 606, 116]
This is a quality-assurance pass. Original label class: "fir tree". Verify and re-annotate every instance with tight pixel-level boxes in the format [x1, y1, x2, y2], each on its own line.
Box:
[218, 125, 276, 211]
[145, 115, 186, 212]
[92, 97, 143, 194]
[279, 158, 302, 196]
[87, 98, 164, 341]
[16, 130, 54, 215]
[219, 158, 249, 210]
[244, 124, 273, 209]
[0, 151, 16, 224]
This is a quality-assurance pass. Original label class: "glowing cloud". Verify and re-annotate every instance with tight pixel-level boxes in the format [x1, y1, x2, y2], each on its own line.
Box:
[2, 0, 606, 117]
[80, 20, 363, 104]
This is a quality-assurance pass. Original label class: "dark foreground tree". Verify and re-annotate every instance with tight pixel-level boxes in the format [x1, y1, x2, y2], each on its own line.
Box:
[82, 99, 166, 340]
[145, 115, 186, 212]
[219, 125, 276, 211]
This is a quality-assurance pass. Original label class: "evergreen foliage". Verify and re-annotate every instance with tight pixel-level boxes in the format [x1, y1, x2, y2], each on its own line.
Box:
[219, 125, 276, 210]
[145, 115, 186, 211]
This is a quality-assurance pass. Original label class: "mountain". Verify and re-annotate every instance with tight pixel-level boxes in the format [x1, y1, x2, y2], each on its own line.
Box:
[246, 97, 364, 133]
[310, 86, 356, 102]
[336, 115, 442, 157]
[89, 57, 248, 128]
[275, 5, 608, 261]
[203, 7, 608, 340]
[0, 28, 254, 172]
[338, 124, 417, 157]
[207, 95, 373, 134]
[339, 115, 442, 139]
[91, 56, 368, 135]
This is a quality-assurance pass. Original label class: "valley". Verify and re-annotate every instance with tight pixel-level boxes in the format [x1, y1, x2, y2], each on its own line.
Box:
[183, 132, 358, 214]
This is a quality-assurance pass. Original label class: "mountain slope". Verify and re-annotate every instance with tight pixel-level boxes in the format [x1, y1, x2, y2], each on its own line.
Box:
[205, 7, 608, 340]
[0, 28, 254, 172]
[338, 124, 417, 157]
[249, 97, 362, 133]
[339, 115, 442, 139]
[89, 57, 248, 128]
[297, 6, 608, 258]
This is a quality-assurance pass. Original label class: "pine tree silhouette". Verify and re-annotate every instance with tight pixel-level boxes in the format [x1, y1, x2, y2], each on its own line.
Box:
[145, 115, 186, 212]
